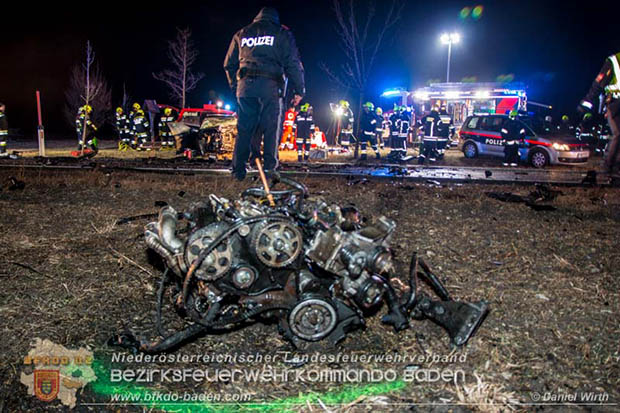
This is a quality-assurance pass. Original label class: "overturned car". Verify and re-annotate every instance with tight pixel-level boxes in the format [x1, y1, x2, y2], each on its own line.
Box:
[113, 177, 488, 353]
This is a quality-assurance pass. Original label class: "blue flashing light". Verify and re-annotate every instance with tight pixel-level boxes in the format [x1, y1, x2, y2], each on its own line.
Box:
[224, 104, 231, 111]
[381, 89, 404, 97]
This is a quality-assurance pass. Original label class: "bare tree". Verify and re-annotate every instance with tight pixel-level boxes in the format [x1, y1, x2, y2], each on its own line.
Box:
[64, 41, 112, 148]
[153, 28, 205, 108]
[321, 0, 404, 156]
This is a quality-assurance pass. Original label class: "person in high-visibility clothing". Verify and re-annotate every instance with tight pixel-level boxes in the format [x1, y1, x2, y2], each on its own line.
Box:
[115, 107, 131, 151]
[158, 107, 176, 149]
[132, 109, 151, 151]
[75, 105, 98, 154]
[337, 100, 354, 151]
[501, 110, 526, 167]
[129, 102, 142, 149]
[359, 102, 380, 160]
[374, 107, 386, 150]
[280, 107, 297, 150]
[295, 103, 313, 161]
[0, 102, 8, 157]
[579, 52, 620, 174]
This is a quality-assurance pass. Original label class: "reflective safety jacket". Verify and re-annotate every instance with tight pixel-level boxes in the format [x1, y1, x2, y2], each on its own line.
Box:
[132, 112, 150, 138]
[115, 113, 130, 135]
[501, 119, 526, 146]
[341, 107, 354, 131]
[360, 109, 377, 134]
[420, 111, 442, 138]
[295, 108, 314, 140]
[389, 112, 410, 137]
[581, 52, 620, 117]
[158, 115, 175, 137]
[438, 114, 455, 139]
[76, 112, 97, 138]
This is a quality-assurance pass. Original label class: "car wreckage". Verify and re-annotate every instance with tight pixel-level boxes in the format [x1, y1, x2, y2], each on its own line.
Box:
[112, 176, 489, 353]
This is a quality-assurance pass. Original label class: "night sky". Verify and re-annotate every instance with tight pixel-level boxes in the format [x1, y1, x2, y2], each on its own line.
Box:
[1, 0, 617, 135]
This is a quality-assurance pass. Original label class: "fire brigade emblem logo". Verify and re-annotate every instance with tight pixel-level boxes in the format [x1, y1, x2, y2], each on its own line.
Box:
[34, 370, 60, 402]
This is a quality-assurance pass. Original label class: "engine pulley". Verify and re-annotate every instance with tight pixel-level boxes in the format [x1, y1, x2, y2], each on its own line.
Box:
[288, 298, 338, 341]
[185, 222, 234, 280]
[250, 221, 302, 268]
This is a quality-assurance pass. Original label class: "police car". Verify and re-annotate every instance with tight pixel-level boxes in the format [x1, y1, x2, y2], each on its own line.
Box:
[459, 114, 590, 168]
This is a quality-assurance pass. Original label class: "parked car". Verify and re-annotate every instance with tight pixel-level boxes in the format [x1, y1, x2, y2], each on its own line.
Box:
[459, 114, 590, 168]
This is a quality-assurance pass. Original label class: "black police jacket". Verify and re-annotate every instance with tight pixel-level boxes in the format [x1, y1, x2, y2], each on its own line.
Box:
[223, 7, 305, 98]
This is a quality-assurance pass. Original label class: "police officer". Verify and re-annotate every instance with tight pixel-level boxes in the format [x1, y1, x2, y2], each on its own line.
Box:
[437, 106, 454, 159]
[158, 107, 176, 149]
[374, 107, 386, 150]
[115, 107, 131, 151]
[418, 106, 442, 164]
[338, 100, 355, 152]
[224, 7, 305, 181]
[501, 110, 525, 167]
[0, 102, 8, 157]
[579, 51, 620, 174]
[359, 102, 380, 160]
[75, 105, 98, 153]
[132, 109, 151, 151]
[388, 106, 410, 161]
[295, 103, 313, 161]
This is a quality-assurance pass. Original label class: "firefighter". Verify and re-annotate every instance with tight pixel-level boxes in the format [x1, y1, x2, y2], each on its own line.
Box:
[418, 106, 442, 164]
[158, 107, 176, 149]
[132, 109, 151, 151]
[374, 107, 385, 150]
[223, 6, 305, 181]
[295, 103, 313, 161]
[437, 106, 454, 159]
[388, 106, 410, 161]
[579, 51, 620, 174]
[129, 102, 142, 149]
[576, 112, 598, 151]
[338, 100, 355, 152]
[501, 110, 526, 167]
[115, 107, 131, 151]
[556, 115, 575, 135]
[0, 102, 8, 157]
[360, 102, 380, 160]
[75, 105, 98, 154]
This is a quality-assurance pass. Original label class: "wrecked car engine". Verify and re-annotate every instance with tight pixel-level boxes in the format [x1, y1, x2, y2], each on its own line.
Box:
[114, 177, 488, 353]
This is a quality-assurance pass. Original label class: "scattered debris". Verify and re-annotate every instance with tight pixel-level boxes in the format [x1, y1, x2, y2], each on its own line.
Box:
[7, 177, 25, 190]
[485, 184, 561, 211]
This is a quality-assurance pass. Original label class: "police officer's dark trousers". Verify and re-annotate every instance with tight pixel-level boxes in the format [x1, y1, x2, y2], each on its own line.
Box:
[503, 143, 519, 165]
[234, 96, 281, 174]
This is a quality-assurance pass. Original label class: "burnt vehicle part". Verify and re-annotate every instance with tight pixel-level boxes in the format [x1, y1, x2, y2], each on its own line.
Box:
[111, 177, 488, 353]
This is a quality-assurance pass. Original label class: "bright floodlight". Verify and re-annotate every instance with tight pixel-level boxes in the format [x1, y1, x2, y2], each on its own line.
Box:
[216, 100, 223, 108]
[441, 32, 460, 44]
[224, 104, 231, 110]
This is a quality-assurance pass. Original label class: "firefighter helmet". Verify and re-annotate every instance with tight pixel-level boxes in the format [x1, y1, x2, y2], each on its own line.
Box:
[561, 115, 569, 121]
[363, 102, 374, 111]
[132, 103, 141, 111]
[116, 107, 123, 114]
[376, 107, 383, 115]
[509, 109, 518, 119]
[83, 105, 92, 113]
[583, 112, 593, 121]
[340, 100, 349, 108]
[164, 107, 172, 116]
[300, 103, 310, 112]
